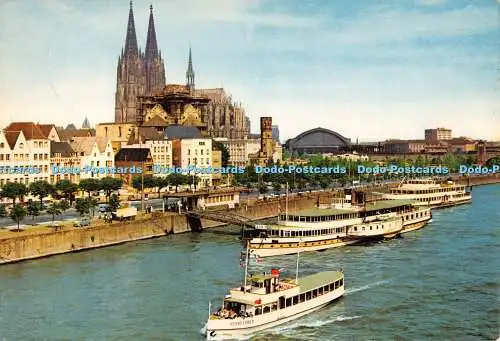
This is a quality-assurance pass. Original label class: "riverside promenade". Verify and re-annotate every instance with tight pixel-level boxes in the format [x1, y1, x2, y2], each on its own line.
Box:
[0, 174, 498, 265]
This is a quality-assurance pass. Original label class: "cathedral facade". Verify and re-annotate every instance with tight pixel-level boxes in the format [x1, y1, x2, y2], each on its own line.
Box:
[115, 2, 250, 139]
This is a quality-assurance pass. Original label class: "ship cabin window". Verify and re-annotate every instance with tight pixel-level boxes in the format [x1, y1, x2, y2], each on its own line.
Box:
[263, 306, 271, 314]
[293, 296, 298, 305]
[312, 290, 317, 298]
[306, 292, 312, 300]
[286, 298, 292, 307]
[299, 294, 305, 302]
[324, 285, 330, 293]
[330, 283, 335, 291]
[255, 307, 262, 315]
[271, 304, 277, 311]
[318, 287, 323, 295]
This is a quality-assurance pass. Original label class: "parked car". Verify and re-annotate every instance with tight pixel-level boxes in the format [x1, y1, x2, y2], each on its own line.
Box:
[73, 217, 91, 227]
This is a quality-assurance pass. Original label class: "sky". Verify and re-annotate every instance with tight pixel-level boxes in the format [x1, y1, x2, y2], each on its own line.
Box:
[0, 0, 499, 142]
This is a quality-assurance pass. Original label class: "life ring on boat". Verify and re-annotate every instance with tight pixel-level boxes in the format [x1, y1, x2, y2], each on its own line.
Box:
[210, 330, 217, 337]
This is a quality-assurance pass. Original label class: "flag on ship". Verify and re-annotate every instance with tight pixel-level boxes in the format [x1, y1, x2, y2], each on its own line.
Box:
[240, 250, 264, 267]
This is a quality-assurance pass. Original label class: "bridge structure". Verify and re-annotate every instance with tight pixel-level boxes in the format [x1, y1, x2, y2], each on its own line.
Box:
[185, 210, 257, 232]
[478, 141, 500, 164]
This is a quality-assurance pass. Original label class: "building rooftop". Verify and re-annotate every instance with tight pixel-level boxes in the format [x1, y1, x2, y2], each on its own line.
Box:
[164, 125, 202, 139]
[4, 122, 46, 140]
[69, 136, 108, 154]
[50, 141, 74, 157]
[115, 148, 151, 162]
[58, 128, 93, 141]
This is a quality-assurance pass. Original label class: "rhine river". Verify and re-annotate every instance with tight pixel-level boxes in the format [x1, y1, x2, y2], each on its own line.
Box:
[0, 184, 499, 340]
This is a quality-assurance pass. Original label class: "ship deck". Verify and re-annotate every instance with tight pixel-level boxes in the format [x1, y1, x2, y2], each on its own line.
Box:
[296, 271, 344, 293]
[289, 199, 419, 217]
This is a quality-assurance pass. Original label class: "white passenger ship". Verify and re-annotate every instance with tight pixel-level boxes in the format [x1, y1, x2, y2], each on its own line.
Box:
[246, 198, 431, 257]
[382, 178, 472, 208]
[348, 215, 404, 240]
[205, 263, 344, 340]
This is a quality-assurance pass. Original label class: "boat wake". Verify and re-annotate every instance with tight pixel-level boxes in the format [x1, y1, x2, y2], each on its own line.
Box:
[345, 279, 390, 295]
[271, 315, 361, 333]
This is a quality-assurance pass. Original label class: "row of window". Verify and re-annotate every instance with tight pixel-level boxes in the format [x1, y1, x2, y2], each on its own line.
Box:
[187, 158, 211, 165]
[284, 213, 359, 223]
[403, 211, 429, 221]
[187, 149, 211, 156]
[255, 279, 344, 315]
[0, 177, 50, 186]
[0, 153, 50, 161]
[152, 146, 170, 153]
[206, 195, 235, 204]
[391, 188, 465, 194]
[0, 141, 50, 149]
[268, 226, 347, 238]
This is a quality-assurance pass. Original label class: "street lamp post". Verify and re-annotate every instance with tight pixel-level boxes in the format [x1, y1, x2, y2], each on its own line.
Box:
[140, 137, 144, 212]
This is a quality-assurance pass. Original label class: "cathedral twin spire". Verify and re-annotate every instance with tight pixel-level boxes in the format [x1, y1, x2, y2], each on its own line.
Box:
[123, 2, 159, 62]
[115, 2, 196, 123]
[123, 1, 139, 57]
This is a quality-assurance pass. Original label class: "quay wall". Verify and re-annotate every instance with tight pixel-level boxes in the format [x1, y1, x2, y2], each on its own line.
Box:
[1, 174, 498, 265]
[0, 194, 323, 265]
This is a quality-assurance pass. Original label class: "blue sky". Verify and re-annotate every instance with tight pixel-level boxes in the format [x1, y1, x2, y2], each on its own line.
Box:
[0, 0, 498, 141]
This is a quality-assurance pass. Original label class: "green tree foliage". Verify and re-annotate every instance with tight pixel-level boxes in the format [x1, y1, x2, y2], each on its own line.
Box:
[187, 175, 201, 190]
[99, 177, 123, 201]
[55, 179, 78, 204]
[28, 180, 54, 207]
[1, 182, 28, 205]
[58, 199, 70, 212]
[46, 202, 62, 225]
[26, 200, 41, 225]
[75, 198, 90, 217]
[0, 203, 6, 217]
[79, 178, 101, 197]
[109, 194, 120, 211]
[10, 204, 27, 231]
[87, 197, 99, 217]
[167, 173, 187, 192]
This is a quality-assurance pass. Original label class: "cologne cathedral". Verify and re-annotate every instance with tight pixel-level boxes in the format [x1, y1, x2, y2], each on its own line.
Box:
[114, 2, 250, 139]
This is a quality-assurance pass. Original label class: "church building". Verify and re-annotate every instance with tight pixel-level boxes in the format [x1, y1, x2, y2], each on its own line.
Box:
[114, 2, 250, 139]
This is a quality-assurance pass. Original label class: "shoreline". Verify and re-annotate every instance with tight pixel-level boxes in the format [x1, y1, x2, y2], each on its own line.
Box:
[0, 175, 498, 265]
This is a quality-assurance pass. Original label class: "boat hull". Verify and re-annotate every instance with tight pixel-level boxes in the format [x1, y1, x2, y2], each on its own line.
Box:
[206, 289, 344, 340]
[249, 238, 359, 257]
[401, 217, 430, 234]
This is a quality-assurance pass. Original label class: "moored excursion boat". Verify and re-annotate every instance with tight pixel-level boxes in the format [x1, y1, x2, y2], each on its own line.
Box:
[347, 215, 404, 240]
[246, 195, 431, 257]
[205, 252, 344, 340]
[381, 178, 472, 208]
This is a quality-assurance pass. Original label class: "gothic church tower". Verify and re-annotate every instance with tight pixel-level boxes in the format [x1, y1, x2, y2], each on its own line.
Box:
[145, 5, 166, 94]
[115, 2, 165, 123]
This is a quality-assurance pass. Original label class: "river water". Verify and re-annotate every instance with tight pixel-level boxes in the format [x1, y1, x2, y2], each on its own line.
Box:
[0, 184, 498, 341]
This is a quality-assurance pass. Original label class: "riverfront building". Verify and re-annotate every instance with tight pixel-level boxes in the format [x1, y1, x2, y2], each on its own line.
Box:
[50, 141, 81, 184]
[0, 123, 51, 187]
[425, 128, 452, 143]
[114, 148, 154, 185]
[285, 127, 351, 154]
[68, 137, 115, 180]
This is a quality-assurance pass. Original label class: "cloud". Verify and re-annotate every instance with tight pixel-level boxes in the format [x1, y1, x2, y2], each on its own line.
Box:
[325, 5, 496, 45]
[416, 0, 447, 6]
[0, 0, 498, 142]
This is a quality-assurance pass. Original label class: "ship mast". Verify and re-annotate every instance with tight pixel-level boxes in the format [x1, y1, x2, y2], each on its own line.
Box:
[285, 182, 289, 222]
[295, 251, 300, 284]
[243, 240, 250, 292]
